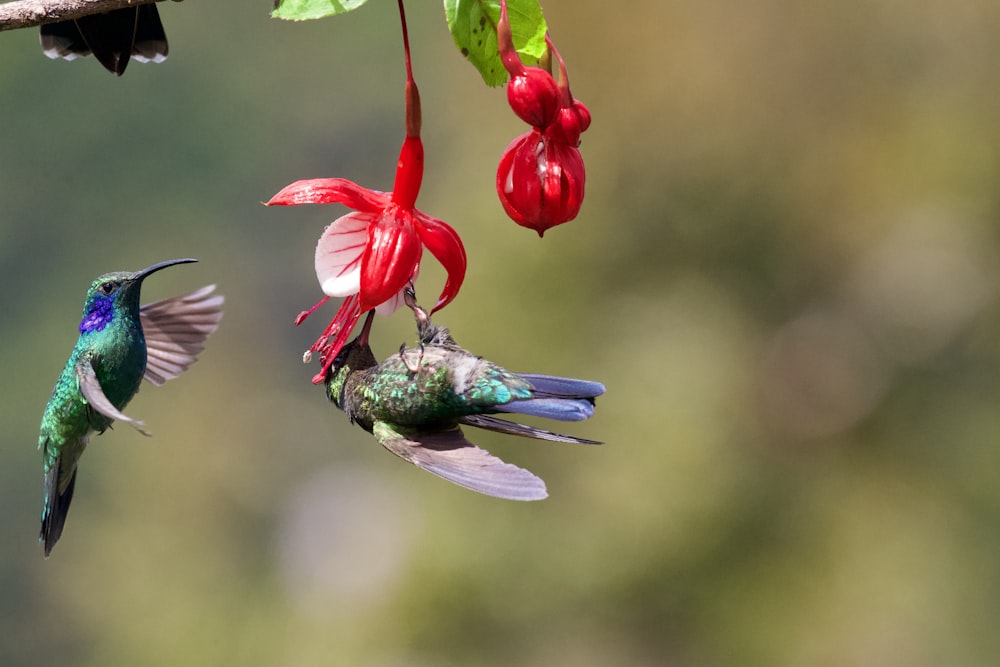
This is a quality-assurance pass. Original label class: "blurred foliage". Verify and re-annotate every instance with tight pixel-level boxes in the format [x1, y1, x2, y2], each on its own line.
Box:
[2, 0, 1000, 665]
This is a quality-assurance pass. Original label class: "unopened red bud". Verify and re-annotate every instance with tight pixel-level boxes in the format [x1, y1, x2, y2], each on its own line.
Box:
[550, 100, 591, 147]
[496, 130, 586, 236]
[507, 67, 561, 129]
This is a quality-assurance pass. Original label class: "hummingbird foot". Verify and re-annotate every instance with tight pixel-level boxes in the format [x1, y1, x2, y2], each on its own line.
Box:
[399, 341, 425, 373]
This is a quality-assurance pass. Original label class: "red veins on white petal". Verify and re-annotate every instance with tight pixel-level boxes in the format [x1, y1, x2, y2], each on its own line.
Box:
[314, 211, 371, 297]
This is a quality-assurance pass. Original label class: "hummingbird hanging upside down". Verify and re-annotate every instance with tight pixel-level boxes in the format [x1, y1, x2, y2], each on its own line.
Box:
[324, 289, 605, 501]
[37, 258, 223, 556]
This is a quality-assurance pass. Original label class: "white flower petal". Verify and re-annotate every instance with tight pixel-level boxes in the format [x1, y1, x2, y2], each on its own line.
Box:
[373, 264, 420, 316]
[315, 212, 370, 297]
[374, 290, 405, 316]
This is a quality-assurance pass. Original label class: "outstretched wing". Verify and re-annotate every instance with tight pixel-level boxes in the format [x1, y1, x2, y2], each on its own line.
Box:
[373, 421, 548, 501]
[140, 285, 224, 386]
[76, 355, 149, 435]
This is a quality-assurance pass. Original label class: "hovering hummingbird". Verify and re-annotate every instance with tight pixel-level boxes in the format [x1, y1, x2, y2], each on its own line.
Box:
[324, 289, 605, 501]
[39, 4, 169, 76]
[38, 258, 223, 555]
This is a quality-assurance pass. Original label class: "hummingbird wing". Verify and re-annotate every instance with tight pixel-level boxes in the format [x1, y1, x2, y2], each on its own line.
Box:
[140, 285, 224, 386]
[373, 421, 548, 501]
[460, 414, 602, 444]
[76, 356, 150, 436]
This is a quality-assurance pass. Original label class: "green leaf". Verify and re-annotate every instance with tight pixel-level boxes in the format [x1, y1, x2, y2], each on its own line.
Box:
[444, 0, 548, 87]
[272, 0, 370, 21]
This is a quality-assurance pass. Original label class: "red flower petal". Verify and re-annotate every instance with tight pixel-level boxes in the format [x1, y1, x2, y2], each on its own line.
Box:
[359, 204, 422, 310]
[539, 140, 585, 225]
[497, 131, 543, 225]
[415, 212, 467, 312]
[507, 68, 561, 129]
[267, 178, 387, 213]
[310, 293, 363, 384]
[391, 136, 424, 211]
[496, 130, 586, 236]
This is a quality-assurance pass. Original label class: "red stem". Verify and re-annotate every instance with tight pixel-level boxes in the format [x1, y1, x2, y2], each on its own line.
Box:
[546, 34, 573, 105]
[398, 0, 421, 138]
[497, 0, 522, 75]
[392, 0, 423, 209]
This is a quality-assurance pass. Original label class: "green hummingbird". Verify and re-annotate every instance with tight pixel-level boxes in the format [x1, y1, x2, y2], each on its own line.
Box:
[324, 289, 605, 501]
[38, 258, 223, 556]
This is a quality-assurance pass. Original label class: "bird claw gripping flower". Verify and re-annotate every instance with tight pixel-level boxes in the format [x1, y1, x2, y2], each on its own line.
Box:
[323, 291, 606, 501]
[495, 0, 591, 236]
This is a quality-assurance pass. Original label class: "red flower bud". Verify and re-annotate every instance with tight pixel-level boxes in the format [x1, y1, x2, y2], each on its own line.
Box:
[549, 100, 592, 147]
[496, 129, 586, 236]
[507, 67, 561, 129]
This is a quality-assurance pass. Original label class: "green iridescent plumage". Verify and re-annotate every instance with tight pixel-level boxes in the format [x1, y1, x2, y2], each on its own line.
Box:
[324, 291, 605, 500]
[335, 348, 534, 427]
[37, 259, 223, 556]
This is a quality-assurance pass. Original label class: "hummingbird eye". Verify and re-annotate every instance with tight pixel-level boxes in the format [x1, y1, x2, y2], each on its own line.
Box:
[99, 281, 117, 296]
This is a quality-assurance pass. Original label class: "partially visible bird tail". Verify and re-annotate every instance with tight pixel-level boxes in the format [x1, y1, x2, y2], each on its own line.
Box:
[518, 374, 607, 400]
[496, 397, 597, 421]
[495, 373, 607, 422]
[39, 465, 77, 557]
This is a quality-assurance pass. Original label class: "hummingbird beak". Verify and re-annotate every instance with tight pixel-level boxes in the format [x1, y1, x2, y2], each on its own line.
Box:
[403, 288, 431, 329]
[403, 285, 417, 308]
[132, 258, 198, 283]
[358, 309, 375, 346]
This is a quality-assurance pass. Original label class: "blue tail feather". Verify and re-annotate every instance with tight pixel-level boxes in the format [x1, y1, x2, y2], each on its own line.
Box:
[498, 397, 596, 421]
[518, 373, 606, 399]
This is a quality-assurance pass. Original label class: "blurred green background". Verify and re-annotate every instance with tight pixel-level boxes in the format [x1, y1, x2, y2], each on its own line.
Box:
[3, 1, 1000, 665]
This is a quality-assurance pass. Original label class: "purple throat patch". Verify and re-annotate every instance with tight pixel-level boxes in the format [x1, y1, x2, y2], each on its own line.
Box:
[79, 295, 114, 333]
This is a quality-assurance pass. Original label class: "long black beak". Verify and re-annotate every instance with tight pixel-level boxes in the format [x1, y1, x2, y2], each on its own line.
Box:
[132, 258, 198, 282]
[358, 308, 376, 346]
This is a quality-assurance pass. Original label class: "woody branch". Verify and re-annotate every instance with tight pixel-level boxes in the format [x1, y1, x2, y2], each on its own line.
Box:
[0, 0, 164, 32]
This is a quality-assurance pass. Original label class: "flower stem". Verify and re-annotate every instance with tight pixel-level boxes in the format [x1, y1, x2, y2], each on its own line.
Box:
[497, 0, 522, 75]
[546, 34, 573, 105]
[392, 0, 423, 209]
[398, 0, 421, 138]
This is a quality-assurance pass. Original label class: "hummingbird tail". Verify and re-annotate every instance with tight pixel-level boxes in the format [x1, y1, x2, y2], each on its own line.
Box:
[518, 374, 607, 400]
[496, 397, 597, 421]
[490, 373, 605, 422]
[39, 465, 78, 557]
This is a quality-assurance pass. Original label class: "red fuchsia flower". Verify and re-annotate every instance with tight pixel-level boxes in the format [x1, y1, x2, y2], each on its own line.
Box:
[267, 3, 466, 383]
[495, 0, 591, 237]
